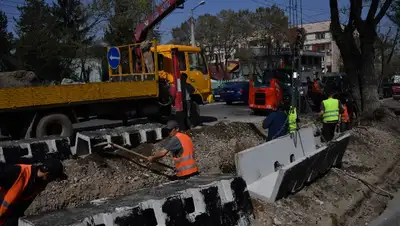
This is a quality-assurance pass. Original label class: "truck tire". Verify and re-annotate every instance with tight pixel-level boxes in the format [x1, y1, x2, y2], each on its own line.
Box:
[35, 114, 73, 138]
[190, 101, 201, 127]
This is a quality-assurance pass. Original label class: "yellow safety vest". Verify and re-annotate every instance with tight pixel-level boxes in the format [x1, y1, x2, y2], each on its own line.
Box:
[322, 98, 339, 122]
[288, 106, 297, 134]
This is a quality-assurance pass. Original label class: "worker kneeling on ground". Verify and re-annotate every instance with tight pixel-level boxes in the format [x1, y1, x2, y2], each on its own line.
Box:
[0, 158, 68, 225]
[148, 120, 199, 180]
[319, 89, 344, 142]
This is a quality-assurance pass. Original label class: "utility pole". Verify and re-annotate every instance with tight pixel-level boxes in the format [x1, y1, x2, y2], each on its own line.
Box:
[190, 1, 206, 47]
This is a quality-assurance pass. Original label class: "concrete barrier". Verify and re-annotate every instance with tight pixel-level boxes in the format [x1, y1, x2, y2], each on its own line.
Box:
[0, 136, 71, 164]
[235, 126, 351, 202]
[19, 175, 254, 226]
[75, 124, 168, 156]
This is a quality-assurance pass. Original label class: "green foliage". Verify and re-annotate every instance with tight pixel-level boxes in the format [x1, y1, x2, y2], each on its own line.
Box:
[103, 0, 160, 45]
[0, 11, 15, 72]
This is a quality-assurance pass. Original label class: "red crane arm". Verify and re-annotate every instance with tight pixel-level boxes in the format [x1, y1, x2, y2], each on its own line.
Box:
[134, 0, 185, 43]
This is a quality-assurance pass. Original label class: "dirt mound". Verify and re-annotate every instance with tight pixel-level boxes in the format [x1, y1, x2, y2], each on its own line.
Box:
[251, 108, 400, 226]
[26, 122, 264, 216]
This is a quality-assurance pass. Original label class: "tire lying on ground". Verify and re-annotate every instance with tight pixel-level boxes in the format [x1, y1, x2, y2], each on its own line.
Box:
[35, 114, 73, 138]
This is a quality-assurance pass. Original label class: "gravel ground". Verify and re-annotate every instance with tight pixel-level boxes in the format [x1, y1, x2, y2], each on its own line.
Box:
[250, 107, 400, 226]
[26, 122, 265, 216]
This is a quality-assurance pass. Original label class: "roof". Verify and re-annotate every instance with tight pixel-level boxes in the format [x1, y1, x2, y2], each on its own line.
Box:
[152, 45, 201, 52]
[300, 21, 331, 34]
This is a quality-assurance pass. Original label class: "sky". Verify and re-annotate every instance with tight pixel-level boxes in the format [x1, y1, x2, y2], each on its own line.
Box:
[0, 0, 394, 43]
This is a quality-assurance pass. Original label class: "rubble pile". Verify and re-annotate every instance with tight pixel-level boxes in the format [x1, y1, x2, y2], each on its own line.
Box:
[26, 122, 265, 216]
[0, 71, 39, 88]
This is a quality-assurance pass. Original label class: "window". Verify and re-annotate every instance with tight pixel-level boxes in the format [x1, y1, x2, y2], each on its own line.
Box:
[177, 51, 186, 71]
[157, 54, 164, 70]
[188, 52, 208, 74]
[316, 32, 325, 39]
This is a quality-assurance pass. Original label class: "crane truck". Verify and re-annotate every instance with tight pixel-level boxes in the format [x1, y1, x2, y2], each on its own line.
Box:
[0, 0, 211, 140]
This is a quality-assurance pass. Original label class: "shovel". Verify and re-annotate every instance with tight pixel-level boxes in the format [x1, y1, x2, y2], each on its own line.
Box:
[94, 142, 175, 170]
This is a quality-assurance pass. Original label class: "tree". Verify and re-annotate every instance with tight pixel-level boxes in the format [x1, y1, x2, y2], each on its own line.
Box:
[216, 9, 251, 66]
[0, 11, 15, 72]
[330, 0, 394, 114]
[15, 0, 65, 81]
[375, 26, 399, 85]
[171, 20, 191, 45]
[103, 0, 160, 45]
[194, 14, 221, 62]
[52, 0, 95, 81]
[250, 6, 289, 57]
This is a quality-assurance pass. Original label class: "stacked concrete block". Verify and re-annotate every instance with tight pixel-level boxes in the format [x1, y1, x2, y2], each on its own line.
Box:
[74, 124, 168, 156]
[20, 175, 254, 226]
[0, 136, 71, 164]
[235, 126, 351, 202]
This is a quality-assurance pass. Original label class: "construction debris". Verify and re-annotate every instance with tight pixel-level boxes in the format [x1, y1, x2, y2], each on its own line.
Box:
[25, 122, 264, 215]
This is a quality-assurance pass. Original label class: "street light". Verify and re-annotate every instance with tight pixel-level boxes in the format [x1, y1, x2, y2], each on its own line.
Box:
[191, 1, 206, 47]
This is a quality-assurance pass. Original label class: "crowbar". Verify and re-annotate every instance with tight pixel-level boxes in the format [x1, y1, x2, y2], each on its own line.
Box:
[94, 142, 175, 170]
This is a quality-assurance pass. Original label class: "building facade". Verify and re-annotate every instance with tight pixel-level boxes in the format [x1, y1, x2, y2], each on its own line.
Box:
[301, 21, 341, 73]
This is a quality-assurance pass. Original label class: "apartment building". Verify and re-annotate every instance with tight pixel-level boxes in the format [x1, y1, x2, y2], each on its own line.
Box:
[301, 21, 341, 73]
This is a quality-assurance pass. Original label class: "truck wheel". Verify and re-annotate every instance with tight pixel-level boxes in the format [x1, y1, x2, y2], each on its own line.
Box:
[190, 102, 201, 127]
[35, 114, 73, 138]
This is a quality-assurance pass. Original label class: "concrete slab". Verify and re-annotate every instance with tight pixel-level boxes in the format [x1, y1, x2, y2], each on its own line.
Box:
[235, 127, 316, 186]
[0, 136, 71, 164]
[236, 127, 352, 203]
[74, 124, 168, 156]
[20, 175, 254, 226]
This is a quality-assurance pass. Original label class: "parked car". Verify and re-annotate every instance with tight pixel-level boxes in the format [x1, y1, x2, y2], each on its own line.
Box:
[216, 81, 250, 105]
[213, 86, 224, 102]
[393, 84, 400, 100]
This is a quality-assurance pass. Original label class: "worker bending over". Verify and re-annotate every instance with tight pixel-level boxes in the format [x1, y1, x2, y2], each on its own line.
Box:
[319, 90, 344, 142]
[148, 120, 199, 180]
[0, 158, 68, 225]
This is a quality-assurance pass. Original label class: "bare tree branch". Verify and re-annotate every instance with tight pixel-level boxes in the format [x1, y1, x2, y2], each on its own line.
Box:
[367, 0, 380, 22]
[375, 0, 395, 24]
[330, 0, 344, 34]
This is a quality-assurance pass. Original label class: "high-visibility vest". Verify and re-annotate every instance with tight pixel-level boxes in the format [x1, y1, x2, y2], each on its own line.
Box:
[322, 98, 340, 122]
[0, 165, 32, 222]
[288, 106, 297, 134]
[312, 81, 322, 93]
[341, 104, 350, 123]
[173, 133, 198, 177]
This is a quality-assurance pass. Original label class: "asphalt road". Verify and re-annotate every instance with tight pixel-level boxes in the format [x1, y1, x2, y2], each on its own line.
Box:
[73, 102, 264, 131]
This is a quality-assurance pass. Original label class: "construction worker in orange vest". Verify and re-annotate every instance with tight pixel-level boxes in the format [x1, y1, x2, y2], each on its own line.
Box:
[0, 158, 67, 225]
[340, 103, 351, 132]
[148, 120, 199, 180]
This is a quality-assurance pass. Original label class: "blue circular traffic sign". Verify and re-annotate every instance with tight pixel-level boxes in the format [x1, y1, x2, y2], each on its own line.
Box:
[107, 47, 120, 70]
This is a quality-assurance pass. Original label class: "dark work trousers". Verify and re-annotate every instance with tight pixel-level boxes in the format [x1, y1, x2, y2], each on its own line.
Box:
[3, 217, 19, 226]
[340, 122, 350, 132]
[321, 122, 337, 142]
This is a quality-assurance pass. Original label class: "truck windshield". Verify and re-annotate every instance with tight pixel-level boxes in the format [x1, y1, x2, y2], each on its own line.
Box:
[189, 52, 208, 74]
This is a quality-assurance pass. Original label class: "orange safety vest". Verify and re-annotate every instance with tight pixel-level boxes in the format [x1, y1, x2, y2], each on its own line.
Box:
[312, 81, 322, 93]
[0, 165, 32, 224]
[341, 104, 350, 123]
[173, 133, 198, 177]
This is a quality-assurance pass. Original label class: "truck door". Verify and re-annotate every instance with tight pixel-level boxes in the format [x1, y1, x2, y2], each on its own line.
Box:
[186, 52, 210, 96]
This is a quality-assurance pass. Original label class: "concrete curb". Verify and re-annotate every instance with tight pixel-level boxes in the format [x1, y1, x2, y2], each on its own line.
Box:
[75, 124, 168, 156]
[235, 126, 351, 202]
[0, 124, 168, 163]
[0, 136, 71, 164]
[19, 175, 254, 226]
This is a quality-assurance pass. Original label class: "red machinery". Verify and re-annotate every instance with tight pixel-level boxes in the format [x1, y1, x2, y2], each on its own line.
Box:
[248, 62, 291, 113]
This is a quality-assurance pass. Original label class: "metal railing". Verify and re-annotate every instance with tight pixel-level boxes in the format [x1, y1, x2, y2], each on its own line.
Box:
[108, 40, 159, 81]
